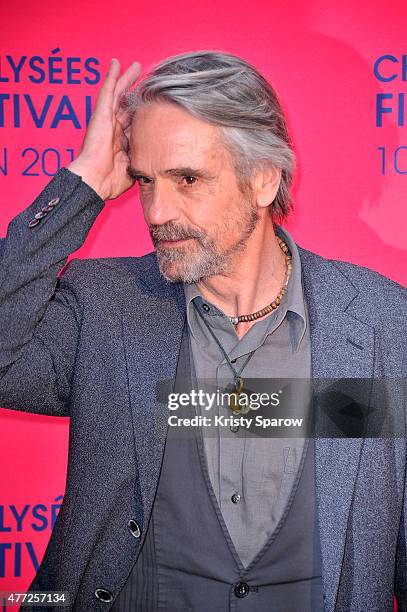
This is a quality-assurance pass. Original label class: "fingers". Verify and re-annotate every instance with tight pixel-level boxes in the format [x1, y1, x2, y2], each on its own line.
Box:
[112, 113, 132, 159]
[116, 107, 133, 132]
[113, 61, 142, 114]
[91, 59, 141, 122]
[120, 130, 131, 157]
[115, 63, 141, 126]
[92, 58, 121, 115]
[112, 120, 128, 156]
[113, 61, 142, 135]
[105, 58, 122, 95]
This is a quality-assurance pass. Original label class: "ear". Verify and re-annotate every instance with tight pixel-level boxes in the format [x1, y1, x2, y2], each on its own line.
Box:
[251, 166, 281, 209]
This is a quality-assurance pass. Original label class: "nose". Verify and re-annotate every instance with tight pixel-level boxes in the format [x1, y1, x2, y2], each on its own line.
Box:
[142, 179, 179, 226]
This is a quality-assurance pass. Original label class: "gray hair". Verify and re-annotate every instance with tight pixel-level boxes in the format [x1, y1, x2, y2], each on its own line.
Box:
[122, 50, 296, 220]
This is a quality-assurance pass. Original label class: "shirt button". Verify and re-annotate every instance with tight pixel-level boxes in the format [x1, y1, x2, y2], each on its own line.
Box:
[42, 204, 54, 213]
[94, 588, 113, 603]
[202, 303, 210, 312]
[128, 519, 141, 538]
[47, 197, 60, 207]
[231, 492, 241, 504]
[230, 424, 239, 433]
[234, 582, 250, 598]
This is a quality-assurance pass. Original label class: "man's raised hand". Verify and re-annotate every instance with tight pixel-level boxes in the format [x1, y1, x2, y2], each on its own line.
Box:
[68, 58, 141, 200]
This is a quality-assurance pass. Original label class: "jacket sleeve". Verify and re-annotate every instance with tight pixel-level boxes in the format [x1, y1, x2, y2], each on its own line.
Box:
[0, 167, 105, 416]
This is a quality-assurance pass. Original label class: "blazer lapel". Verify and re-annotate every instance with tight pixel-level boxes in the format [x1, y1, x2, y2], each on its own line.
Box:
[121, 246, 376, 610]
[121, 253, 186, 530]
[298, 247, 375, 610]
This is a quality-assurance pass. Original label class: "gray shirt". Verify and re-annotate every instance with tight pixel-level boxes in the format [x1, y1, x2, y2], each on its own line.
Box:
[183, 225, 311, 568]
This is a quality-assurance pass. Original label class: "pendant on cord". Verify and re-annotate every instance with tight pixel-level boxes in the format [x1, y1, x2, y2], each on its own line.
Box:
[229, 377, 250, 414]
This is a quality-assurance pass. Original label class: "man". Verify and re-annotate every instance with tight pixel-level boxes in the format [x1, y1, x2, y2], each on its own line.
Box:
[0, 50, 406, 611]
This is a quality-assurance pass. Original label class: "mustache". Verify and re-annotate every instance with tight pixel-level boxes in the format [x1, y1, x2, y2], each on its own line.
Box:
[149, 222, 205, 244]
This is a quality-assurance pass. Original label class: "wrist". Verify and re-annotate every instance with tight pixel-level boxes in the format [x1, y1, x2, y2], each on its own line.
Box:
[66, 159, 107, 200]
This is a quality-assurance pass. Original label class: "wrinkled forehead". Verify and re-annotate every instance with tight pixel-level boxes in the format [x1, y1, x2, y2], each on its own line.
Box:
[129, 101, 231, 171]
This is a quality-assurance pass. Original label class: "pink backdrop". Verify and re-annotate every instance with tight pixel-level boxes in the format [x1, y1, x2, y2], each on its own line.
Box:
[1, 0, 406, 607]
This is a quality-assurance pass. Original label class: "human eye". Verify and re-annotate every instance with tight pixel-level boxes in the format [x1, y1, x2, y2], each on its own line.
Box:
[135, 175, 153, 186]
[181, 176, 198, 186]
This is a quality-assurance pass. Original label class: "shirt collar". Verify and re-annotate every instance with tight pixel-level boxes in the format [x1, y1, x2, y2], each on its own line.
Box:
[183, 225, 307, 352]
[275, 224, 307, 351]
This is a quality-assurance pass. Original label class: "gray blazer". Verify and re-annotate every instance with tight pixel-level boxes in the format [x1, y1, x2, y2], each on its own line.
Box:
[1, 168, 407, 612]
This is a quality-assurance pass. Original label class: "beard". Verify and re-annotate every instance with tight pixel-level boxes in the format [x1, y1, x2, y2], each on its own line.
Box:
[148, 198, 259, 283]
